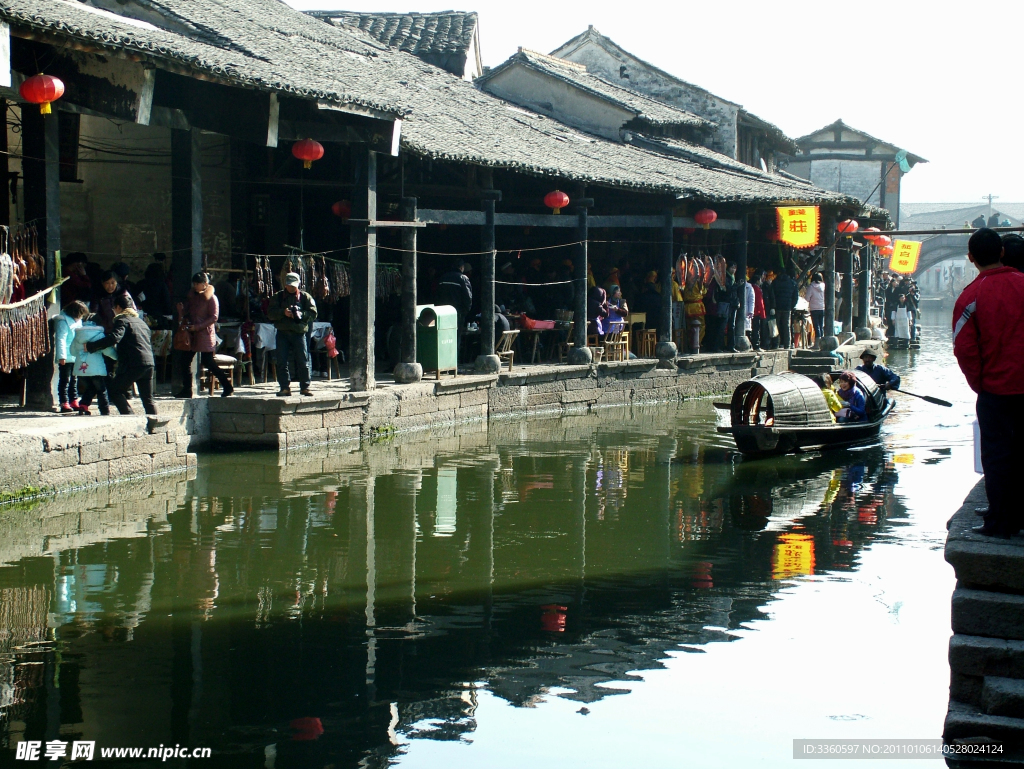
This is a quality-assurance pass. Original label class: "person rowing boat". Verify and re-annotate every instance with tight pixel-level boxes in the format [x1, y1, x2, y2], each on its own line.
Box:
[855, 350, 900, 391]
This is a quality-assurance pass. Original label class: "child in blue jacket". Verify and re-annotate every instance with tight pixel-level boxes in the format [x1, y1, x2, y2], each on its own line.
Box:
[53, 301, 89, 412]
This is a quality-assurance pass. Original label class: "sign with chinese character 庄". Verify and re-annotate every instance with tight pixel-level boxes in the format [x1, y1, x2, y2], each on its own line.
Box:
[776, 206, 820, 249]
[889, 240, 922, 274]
[771, 532, 816, 579]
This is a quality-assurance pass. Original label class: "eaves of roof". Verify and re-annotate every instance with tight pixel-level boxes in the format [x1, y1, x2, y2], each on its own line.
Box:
[795, 119, 927, 165]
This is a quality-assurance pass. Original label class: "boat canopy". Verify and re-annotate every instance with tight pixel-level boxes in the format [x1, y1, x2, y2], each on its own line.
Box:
[730, 371, 886, 428]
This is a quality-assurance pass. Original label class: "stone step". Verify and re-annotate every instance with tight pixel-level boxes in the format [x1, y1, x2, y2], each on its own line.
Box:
[951, 636, 1024, 680]
[953, 587, 1024, 642]
[945, 481, 1024, 593]
[788, 364, 832, 375]
[945, 699, 1024, 753]
[983, 677, 1024, 719]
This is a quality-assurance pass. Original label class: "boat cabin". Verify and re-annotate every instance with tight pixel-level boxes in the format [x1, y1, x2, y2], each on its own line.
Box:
[730, 371, 884, 428]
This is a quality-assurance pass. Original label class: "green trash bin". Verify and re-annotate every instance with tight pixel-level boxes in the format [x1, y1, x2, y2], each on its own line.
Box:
[416, 304, 459, 379]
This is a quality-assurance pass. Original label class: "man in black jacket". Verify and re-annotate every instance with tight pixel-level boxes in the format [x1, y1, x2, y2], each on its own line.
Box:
[437, 260, 473, 360]
[87, 293, 158, 415]
[770, 268, 799, 349]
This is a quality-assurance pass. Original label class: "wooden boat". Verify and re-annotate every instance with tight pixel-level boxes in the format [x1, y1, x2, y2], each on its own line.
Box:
[716, 371, 894, 457]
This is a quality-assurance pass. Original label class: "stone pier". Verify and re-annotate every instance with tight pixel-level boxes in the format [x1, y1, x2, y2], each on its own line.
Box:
[943, 480, 1024, 765]
[2, 351, 787, 501]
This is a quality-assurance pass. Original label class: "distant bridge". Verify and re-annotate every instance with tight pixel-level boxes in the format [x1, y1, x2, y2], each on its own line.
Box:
[915, 233, 969, 274]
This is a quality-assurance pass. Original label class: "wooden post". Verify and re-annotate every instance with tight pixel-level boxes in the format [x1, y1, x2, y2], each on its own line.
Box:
[350, 148, 377, 392]
[823, 215, 838, 349]
[22, 106, 60, 411]
[480, 191, 498, 356]
[840, 243, 854, 332]
[857, 246, 872, 337]
[659, 209, 674, 345]
[393, 195, 422, 383]
[567, 199, 592, 364]
[0, 99, 8, 229]
[171, 128, 202, 301]
[732, 215, 751, 352]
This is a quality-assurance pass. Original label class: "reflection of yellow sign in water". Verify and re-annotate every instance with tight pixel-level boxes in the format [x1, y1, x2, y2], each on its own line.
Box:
[772, 533, 816, 579]
[893, 453, 915, 465]
[889, 240, 922, 274]
[777, 206, 820, 249]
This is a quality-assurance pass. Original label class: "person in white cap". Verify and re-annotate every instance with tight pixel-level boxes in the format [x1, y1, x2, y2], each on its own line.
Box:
[268, 272, 317, 396]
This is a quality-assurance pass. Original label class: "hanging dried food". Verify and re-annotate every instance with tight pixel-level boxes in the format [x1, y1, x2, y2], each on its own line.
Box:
[0, 288, 50, 373]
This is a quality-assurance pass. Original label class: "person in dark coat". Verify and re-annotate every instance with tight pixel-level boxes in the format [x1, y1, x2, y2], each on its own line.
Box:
[136, 262, 174, 319]
[855, 350, 900, 390]
[761, 272, 777, 348]
[267, 272, 318, 397]
[86, 293, 158, 416]
[634, 271, 663, 336]
[437, 260, 473, 360]
[175, 272, 233, 398]
[1002, 234, 1024, 272]
[61, 253, 92, 308]
[92, 270, 132, 333]
[972, 214, 987, 229]
[770, 268, 799, 349]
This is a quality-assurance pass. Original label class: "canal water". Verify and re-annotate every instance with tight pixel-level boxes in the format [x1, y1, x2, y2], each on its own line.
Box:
[0, 311, 978, 767]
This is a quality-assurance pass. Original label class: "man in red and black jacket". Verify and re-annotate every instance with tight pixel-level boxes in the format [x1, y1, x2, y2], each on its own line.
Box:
[953, 228, 1024, 537]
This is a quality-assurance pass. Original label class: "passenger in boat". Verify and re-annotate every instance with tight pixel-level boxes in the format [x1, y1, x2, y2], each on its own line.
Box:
[856, 350, 900, 391]
[813, 374, 845, 422]
[835, 371, 867, 423]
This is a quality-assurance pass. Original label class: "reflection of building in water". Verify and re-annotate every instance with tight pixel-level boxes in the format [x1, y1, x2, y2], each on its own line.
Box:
[592, 447, 636, 520]
[0, 586, 50, 716]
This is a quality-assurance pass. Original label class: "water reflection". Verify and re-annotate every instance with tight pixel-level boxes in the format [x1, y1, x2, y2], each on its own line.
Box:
[0, 405, 921, 766]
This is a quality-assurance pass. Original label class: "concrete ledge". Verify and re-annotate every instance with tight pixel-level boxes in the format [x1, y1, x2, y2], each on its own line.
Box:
[953, 588, 1024, 641]
[946, 481, 1024, 592]
[951, 636, 1024, 680]
[945, 699, 1024, 746]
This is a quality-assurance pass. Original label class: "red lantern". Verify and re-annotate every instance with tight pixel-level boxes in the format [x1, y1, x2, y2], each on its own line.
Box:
[880, 245, 894, 257]
[862, 226, 881, 244]
[292, 138, 324, 169]
[331, 200, 352, 220]
[544, 190, 570, 215]
[837, 219, 859, 234]
[874, 235, 892, 248]
[20, 74, 64, 115]
[694, 209, 717, 229]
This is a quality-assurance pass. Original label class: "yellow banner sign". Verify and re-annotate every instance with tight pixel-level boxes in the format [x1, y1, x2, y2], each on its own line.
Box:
[776, 206, 820, 249]
[889, 239, 922, 274]
[772, 532, 816, 579]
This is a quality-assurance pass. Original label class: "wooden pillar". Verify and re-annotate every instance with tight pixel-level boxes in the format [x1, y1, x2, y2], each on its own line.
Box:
[840, 244, 854, 332]
[857, 246, 872, 336]
[393, 195, 422, 383]
[479, 188, 499, 357]
[823, 215, 837, 346]
[171, 128, 202, 301]
[732, 215, 751, 351]
[350, 148, 377, 392]
[22, 106, 60, 411]
[659, 209, 674, 344]
[0, 99, 8, 229]
[567, 199, 591, 364]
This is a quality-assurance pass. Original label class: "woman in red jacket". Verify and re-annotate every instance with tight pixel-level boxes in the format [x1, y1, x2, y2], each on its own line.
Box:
[750, 271, 767, 351]
[175, 272, 233, 398]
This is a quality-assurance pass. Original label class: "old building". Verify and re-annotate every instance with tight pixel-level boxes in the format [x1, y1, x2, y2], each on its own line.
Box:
[307, 10, 484, 80]
[550, 26, 795, 170]
[786, 120, 927, 226]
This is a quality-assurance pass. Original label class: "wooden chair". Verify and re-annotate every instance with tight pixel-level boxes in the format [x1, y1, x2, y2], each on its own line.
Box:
[603, 322, 629, 362]
[639, 329, 658, 358]
[496, 329, 519, 372]
[202, 354, 239, 395]
[557, 322, 575, 363]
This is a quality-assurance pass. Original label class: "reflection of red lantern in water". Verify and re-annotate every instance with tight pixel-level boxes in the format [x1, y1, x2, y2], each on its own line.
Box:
[692, 561, 713, 589]
[290, 717, 324, 741]
[541, 604, 567, 632]
[832, 538, 853, 548]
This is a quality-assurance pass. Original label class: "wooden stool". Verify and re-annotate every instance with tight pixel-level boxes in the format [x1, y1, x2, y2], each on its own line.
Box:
[639, 330, 657, 358]
[203, 354, 239, 395]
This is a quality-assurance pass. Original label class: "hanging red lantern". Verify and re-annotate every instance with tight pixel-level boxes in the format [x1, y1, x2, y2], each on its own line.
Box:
[292, 138, 324, 169]
[19, 74, 64, 115]
[880, 245, 894, 257]
[862, 226, 881, 244]
[544, 190, 570, 214]
[874, 235, 892, 248]
[331, 200, 352, 220]
[837, 219, 859, 234]
[694, 209, 718, 229]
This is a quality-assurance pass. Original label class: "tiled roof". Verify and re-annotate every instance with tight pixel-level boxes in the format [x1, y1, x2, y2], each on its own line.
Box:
[306, 10, 477, 57]
[795, 119, 927, 165]
[479, 49, 712, 130]
[0, 0, 857, 206]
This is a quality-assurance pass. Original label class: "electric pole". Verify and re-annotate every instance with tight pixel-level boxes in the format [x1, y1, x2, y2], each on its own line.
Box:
[984, 194, 1000, 219]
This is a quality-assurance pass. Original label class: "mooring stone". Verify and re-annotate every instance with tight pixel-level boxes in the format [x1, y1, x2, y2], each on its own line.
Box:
[567, 346, 593, 365]
[474, 354, 501, 374]
[819, 335, 840, 351]
[655, 340, 677, 361]
[393, 361, 423, 383]
[855, 327, 872, 341]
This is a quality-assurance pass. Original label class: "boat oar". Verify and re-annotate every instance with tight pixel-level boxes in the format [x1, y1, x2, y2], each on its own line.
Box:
[893, 388, 952, 408]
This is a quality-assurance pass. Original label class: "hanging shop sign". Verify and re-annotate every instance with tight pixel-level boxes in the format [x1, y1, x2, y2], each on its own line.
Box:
[771, 532, 816, 579]
[889, 239, 922, 274]
[776, 206, 820, 249]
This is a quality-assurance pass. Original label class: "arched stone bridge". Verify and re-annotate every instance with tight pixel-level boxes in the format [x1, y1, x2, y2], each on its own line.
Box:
[912, 233, 969, 275]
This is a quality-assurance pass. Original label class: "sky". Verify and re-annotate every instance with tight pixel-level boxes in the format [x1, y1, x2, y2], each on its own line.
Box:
[290, 0, 1024, 204]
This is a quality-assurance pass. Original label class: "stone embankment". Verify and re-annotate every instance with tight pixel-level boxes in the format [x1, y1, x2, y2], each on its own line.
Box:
[944, 480, 1024, 765]
[2, 351, 785, 499]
